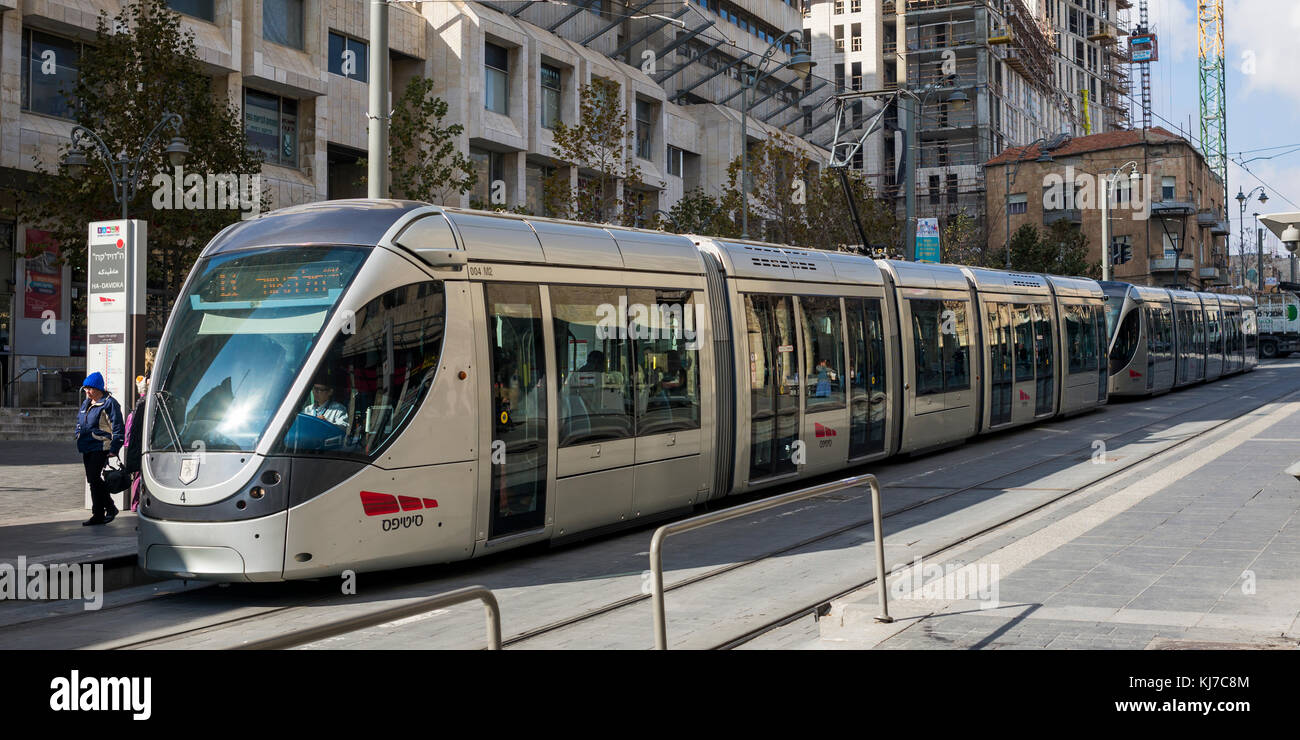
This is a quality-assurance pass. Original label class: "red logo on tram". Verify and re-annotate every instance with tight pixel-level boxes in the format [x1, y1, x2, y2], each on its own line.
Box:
[814, 423, 837, 437]
[361, 491, 438, 516]
[1019, 390, 1031, 401]
[1129, 369, 1143, 378]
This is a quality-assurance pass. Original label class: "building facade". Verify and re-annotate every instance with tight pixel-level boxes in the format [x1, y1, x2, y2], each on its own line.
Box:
[985, 127, 1232, 291]
[0, 0, 830, 404]
[802, 0, 1132, 240]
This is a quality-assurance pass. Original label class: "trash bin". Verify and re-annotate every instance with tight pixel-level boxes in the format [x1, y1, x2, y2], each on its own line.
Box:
[40, 369, 63, 406]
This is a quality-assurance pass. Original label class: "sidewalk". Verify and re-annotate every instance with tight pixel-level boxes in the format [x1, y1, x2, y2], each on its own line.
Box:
[0, 441, 137, 570]
[815, 390, 1300, 650]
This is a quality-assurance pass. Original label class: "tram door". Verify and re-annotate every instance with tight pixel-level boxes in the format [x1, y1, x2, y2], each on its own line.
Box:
[746, 294, 800, 481]
[846, 297, 887, 458]
[485, 284, 548, 539]
[986, 302, 1014, 428]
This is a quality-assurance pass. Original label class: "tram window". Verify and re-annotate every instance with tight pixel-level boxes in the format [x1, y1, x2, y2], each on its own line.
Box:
[910, 300, 945, 396]
[746, 294, 799, 416]
[278, 280, 446, 458]
[942, 300, 970, 391]
[1032, 303, 1053, 414]
[1094, 306, 1108, 400]
[799, 295, 845, 411]
[1109, 308, 1141, 375]
[551, 285, 634, 446]
[1065, 305, 1091, 374]
[988, 303, 1012, 384]
[910, 299, 967, 395]
[1013, 304, 1034, 382]
[629, 288, 701, 435]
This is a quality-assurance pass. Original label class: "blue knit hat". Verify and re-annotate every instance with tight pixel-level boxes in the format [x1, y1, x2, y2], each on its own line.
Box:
[82, 372, 106, 392]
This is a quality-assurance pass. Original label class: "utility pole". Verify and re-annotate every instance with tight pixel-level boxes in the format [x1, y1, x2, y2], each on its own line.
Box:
[1258, 226, 1265, 295]
[368, 0, 389, 199]
[1101, 179, 1111, 282]
[902, 94, 917, 261]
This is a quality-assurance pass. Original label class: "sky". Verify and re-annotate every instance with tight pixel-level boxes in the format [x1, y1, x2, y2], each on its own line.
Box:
[1142, 0, 1300, 260]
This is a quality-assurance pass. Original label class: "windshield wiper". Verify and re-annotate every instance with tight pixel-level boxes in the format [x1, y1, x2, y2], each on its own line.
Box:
[153, 390, 184, 453]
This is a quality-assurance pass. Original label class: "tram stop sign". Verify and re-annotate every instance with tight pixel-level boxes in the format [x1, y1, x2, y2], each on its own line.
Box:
[85, 219, 147, 509]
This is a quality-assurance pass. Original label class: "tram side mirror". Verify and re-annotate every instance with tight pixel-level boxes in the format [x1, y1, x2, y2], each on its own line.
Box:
[394, 214, 467, 270]
[420, 250, 468, 269]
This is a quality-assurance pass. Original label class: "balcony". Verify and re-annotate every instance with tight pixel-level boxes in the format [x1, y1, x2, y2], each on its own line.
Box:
[1199, 267, 1230, 284]
[1151, 200, 1197, 217]
[1044, 209, 1082, 225]
[1151, 257, 1195, 272]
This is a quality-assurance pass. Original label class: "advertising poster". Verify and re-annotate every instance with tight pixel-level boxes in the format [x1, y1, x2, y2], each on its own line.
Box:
[915, 218, 941, 263]
[23, 229, 62, 320]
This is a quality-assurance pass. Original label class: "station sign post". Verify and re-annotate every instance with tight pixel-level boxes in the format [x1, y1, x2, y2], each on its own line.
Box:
[84, 219, 146, 509]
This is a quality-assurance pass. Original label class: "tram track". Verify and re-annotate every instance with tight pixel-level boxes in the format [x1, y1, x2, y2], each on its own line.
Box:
[103, 366, 1295, 650]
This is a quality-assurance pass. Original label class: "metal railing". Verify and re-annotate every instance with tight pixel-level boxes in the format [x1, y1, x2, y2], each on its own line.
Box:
[232, 585, 502, 650]
[649, 472, 892, 650]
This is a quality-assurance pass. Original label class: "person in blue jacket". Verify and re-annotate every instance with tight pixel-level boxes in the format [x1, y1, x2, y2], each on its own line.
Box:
[74, 372, 125, 526]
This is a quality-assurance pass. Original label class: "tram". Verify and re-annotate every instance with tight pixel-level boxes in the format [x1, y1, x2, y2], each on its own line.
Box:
[1101, 281, 1256, 397]
[135, 201, 1231, 581]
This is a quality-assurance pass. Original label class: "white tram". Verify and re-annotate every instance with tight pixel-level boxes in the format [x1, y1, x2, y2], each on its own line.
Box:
[136, 201, 1194, 581]
[1102, 281, 1256, 397]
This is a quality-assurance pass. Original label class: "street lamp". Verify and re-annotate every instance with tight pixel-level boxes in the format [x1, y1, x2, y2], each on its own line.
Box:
[1003, 137, 1055, 270]
[739, 30, 815, 239]
[1100, 161, 1142, 281]
[1235, 186, 1267, 290]
[62, 112, 188, 221]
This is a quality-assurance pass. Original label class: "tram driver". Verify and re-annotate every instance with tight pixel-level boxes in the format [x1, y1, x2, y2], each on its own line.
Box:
[303, 377, 348, 429]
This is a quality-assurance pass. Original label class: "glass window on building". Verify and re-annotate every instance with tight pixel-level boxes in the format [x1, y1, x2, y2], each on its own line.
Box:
[1008, 193, 1028, 215]
[540, 64, 562, 129]
[470, 148, 506, 206]
[244, 89, 298, 168]
[168, 0, 215, 21]
[1161, 176, 1176, 201]
[485, 43, 509, 115]
[635, 99, 654, 160]
[328, 32, 368, 82]
[264, 0, 304, 49]
[667, 146, 684, 178]
[21, 30, 81, 119]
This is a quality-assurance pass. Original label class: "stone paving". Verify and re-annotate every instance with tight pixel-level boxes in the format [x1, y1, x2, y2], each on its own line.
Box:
[810, 387, 1300, 650]
[0, 440, 137, 572]
[0, 441, 92, 521]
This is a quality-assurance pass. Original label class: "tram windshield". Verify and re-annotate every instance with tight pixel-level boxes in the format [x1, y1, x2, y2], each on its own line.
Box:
[150, 246, 369, 453]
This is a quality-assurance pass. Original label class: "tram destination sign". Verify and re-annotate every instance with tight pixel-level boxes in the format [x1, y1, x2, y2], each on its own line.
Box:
[201, 261, 345, 303]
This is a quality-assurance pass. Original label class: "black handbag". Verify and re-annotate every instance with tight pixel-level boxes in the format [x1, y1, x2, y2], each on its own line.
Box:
[102, 458, 132, 494]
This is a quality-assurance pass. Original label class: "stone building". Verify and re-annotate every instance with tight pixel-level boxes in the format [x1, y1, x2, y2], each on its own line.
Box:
[985, 126, 1232, 290]
[0, 0, 830, 403]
